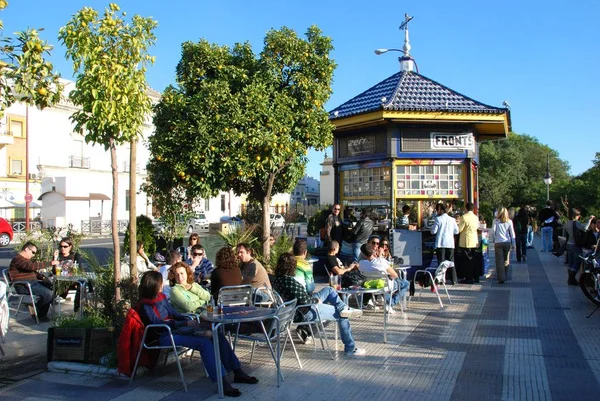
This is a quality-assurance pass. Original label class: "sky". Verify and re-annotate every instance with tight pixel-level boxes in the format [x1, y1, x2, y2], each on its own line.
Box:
[3, 0, 599, 180]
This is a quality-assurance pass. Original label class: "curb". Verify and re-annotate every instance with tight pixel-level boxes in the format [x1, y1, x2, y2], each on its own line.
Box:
[47, 361, 128, 380]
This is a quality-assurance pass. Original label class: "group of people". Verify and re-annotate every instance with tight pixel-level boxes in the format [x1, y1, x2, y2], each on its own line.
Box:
[8, 237, 85, 321]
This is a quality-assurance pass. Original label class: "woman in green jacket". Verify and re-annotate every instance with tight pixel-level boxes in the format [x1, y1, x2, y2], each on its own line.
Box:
[169, 261, 211, 313]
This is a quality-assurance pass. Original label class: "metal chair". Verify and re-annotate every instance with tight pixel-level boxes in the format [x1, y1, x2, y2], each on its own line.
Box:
[411, 260, 453, 308]
[129, 324, 189, 392]
[0, 280, 7, 356]
[2, 268, 40, 325]
[288, 302, 334, 366]
[235, 299, 299, 369]
[218, 284, 253, 306]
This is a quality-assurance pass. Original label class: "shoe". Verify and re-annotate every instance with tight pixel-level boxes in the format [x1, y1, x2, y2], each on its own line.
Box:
[498, 281, 505, 284]
[363, 304, 379, 311]
[340, 308, 363, 318]
[224, 388, 242, 397]
[28, 305, 36, 315]
[567, 270, 578, 286]
[345, 347, 366, 356]
[385, 306, 396, 315]
[295, 329, 308, 344]
[304, 336, 314, 345]
[522, 257, 527, 262]
[233, 375, 259, 384]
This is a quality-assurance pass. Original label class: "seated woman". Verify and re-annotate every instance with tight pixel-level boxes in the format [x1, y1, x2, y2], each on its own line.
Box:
[210, 247, 243, 302]
[53, 237, 88, 312]
[137, 271, 258, 397]
[271, 253, 365, 355]
[325, 240, 358, 276]
[169, 261, 211, 313]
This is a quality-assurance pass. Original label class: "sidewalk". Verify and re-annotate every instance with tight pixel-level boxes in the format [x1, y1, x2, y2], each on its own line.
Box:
[1, 241, 599, 400]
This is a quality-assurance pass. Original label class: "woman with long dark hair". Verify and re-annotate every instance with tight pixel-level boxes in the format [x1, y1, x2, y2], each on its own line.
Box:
[137, 271, 258, 397]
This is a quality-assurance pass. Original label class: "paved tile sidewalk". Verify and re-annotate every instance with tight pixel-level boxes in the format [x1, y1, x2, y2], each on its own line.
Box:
[1, 241, 600, 400]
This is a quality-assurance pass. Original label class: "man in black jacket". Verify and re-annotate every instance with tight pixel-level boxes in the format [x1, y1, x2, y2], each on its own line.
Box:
[350, 209, 374, 262]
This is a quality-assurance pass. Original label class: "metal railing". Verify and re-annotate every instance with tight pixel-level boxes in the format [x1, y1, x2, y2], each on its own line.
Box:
[11, 221, 42, 233]
[69, 156, 91, 169]
[81, 219, 129, 235]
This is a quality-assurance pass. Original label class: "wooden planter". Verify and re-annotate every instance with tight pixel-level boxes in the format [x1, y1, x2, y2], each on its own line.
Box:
[47, 327, 114, 364]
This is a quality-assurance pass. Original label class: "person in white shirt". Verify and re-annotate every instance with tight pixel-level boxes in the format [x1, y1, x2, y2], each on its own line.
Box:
[358, 244, 409, 312]
[430, 203, 459, 283]
[492, 207, 516, 284]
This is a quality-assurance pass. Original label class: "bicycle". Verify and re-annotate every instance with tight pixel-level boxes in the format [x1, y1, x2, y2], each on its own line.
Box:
[578, 253, 600, 316]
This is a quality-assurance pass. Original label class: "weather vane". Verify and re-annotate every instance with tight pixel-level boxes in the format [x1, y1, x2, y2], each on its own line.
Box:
[399, 14, 413, 57]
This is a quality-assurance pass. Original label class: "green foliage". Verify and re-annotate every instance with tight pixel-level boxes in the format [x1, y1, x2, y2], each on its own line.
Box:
[307, 205, 331, 236]
[238, 201, 263, 226]
[147, 25, 336, 259]
[478, 132, 570, 222]
[553, 152, 600, 217]
[140, 185, 192, 245]
[16, 224, 85, 263]
[123, 214, 156, 255]
[54, 309, 111, 329]
[0, 1, 63, 119]
[266, 231, 294, 271]
[217, 223, 259, 250]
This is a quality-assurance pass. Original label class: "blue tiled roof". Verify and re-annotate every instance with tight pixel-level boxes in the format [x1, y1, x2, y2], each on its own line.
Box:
[329, 71, 506, 120]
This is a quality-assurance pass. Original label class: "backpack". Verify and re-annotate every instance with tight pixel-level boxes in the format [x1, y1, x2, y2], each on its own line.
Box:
[341, 269, 367, 288]
[572, 221, 586, 247]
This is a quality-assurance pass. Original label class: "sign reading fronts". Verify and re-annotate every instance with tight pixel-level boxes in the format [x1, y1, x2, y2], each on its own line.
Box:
[347, 135, 375, 156]
[430, 132, 475, 151]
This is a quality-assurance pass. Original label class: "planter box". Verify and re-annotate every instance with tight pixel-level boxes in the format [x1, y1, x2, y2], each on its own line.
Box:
[47, 327, 114, 364]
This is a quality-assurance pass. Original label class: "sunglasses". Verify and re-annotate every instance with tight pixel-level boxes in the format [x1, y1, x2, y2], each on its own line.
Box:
[29, 248, 37, 255]
[193, 252, 204, 257]
[382, 243, 389, 247]
[60, 245, 70, 248]
[371, 241, 380, 245]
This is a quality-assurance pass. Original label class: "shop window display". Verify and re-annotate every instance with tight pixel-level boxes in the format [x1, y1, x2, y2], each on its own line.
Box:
[396, 165, 463, 197]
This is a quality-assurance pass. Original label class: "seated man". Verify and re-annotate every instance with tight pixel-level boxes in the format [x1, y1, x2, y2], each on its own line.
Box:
[358, 243, 409, 314]
[9, 241, 54, 321]
[292, 239, 315, 293]
[237, 243, 271, 302]
[272, 252, 365, 355]
[325, 241, 358, 276]
[186, 244, 214, 283]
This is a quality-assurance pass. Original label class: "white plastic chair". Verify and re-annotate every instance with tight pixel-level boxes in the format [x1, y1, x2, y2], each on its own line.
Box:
[411, 261, 453, 307]
[2, 268, 41, 325]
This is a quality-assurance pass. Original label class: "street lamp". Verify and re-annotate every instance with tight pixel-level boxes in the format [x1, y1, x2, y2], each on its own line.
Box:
[374, 48, 405, 55]
[543, 153, 552, 201]
[374, 14, 419, 73]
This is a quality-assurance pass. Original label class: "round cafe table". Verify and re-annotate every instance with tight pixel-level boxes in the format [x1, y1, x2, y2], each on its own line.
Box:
[200, 306, 280, 399]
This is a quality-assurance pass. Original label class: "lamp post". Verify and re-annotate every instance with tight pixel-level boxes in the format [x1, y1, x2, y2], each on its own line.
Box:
[543, 154, 552, 201]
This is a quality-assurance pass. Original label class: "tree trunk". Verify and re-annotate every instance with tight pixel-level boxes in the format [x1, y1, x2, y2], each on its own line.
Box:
[129, 138, 137, 278]
[262, 196, 271, 263]
[110, 138, 121, 301]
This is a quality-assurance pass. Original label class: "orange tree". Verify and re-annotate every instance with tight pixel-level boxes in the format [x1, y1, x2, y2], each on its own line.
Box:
[0, 0, 62, 121]
[147, 26, 336, 260]
[59, 3, 157, 297]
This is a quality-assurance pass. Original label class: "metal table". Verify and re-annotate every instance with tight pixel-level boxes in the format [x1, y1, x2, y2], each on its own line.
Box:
[336, 287, 391, 343]
[52, 275, 89, 319]
[200, 306, 280, 399]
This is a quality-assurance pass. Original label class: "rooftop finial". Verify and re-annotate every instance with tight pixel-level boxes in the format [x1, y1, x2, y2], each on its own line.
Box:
[399, 14, 413, 57]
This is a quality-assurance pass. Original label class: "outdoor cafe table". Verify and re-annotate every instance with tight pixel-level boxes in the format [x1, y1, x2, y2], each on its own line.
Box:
[336, 287, 391, 343]
[51, 274, 90, 319]
[200, 306, 281, 399]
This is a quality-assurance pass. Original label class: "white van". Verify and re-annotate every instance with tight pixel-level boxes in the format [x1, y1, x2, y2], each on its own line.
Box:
[187, 212, 209, 233]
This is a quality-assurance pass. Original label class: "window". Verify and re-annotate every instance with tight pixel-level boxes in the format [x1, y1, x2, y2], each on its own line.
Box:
[10, 159, 23, 175]
[220, 194, 226, 212]
[9, 119, 24, 137]
[205, 198, 210, 211]
[125, 190, 130, 211]
[395, 164, 463, 197]
[342, 167, 391, 197]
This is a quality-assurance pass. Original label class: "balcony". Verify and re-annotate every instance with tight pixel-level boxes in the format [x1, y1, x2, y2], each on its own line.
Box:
[0, 131, 15, 146]
[69, 155, 90, 169]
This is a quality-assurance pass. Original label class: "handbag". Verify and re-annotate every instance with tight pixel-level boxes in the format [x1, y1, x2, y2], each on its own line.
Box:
[341, 269, 366, 288]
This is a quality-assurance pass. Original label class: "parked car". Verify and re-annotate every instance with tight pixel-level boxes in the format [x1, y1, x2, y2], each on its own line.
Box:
[187, 212, 209, 233]
[0, 218, 13, 247]
[270, 213, 285, 228]
[220, 215, 243, 228]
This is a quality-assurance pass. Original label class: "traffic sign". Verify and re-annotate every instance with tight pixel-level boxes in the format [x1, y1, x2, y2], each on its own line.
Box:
[24, 193, 33, 203]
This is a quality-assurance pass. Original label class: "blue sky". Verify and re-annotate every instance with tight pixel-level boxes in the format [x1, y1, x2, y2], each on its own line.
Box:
[3, 0, 599, 180]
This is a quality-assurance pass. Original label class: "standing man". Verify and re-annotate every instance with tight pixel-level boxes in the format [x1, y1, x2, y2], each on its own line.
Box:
[9, 241, 55, 321]
[325, 204, 344, 248]
[350, 209, 374, 262]
[538, 201, 558, 252]
[458, 202, 480, 284]
[431, 203, 459, 284]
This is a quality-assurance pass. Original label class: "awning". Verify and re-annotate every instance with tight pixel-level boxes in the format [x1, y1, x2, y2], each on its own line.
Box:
[38, 190, 111, 201]
[90, 193, 110, 201]
[8, 200, 42, 208]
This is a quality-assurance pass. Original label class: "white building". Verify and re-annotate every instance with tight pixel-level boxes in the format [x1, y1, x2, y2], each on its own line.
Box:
[290, 175, 320, 207]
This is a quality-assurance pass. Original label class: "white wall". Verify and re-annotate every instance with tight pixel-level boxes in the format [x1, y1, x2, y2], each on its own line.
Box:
[320, 156, 335, 206]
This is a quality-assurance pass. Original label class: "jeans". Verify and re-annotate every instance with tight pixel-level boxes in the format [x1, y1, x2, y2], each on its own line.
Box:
[526, 226, 534, 247]
[516, 233, 527, 261]
[541, 227, 553, 252]
[15, 280, 53, 318]
[386, 278, 410, 307]
[494, 242, 511, 282]
[567, 244, 582, 273]
[305, 286, 356, 353]
[351, 242, 364, 262]
[253, 288, 270, 303]
[160, 331, 240, 382]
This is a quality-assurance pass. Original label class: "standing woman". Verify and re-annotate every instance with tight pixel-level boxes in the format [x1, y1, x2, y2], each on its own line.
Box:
[493, 207, 516, 284]
[513, 207, 529, 263]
